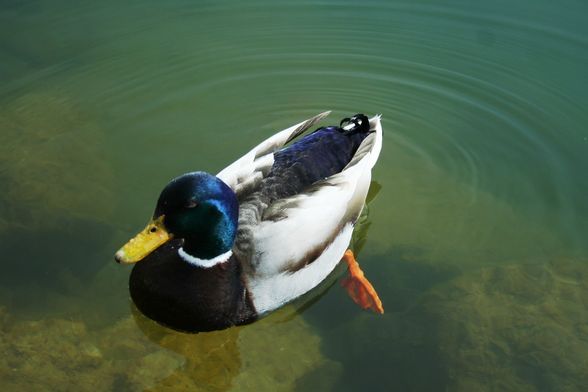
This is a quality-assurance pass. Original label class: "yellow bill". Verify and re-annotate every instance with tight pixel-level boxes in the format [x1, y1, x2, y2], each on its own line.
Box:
[115, 215, 172, 264]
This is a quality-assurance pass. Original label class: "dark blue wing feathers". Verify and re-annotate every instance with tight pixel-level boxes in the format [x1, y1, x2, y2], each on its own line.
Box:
[260, 122, 370, 203]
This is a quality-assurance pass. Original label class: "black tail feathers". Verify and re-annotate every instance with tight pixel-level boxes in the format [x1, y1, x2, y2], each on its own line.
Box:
[339, 114, 370, 134]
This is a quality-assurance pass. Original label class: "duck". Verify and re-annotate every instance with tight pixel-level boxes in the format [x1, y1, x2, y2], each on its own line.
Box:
[115, 112, 384, 332]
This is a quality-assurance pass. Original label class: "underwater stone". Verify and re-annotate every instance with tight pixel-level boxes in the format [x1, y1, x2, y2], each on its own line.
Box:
[0, 91, 117, 287]
[0, 314, 183, 392]
[313, 258, 588, 391]
[0, 92, 115, 231]
[416, 259, 588, 391]
[0, 305, 339, 392]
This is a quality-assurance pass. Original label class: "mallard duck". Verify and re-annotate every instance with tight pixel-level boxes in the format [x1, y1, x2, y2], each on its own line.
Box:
[115, 112, 383, 332]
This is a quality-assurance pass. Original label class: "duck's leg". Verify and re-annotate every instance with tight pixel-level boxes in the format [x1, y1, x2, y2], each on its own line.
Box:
[340, 249, 384, 314]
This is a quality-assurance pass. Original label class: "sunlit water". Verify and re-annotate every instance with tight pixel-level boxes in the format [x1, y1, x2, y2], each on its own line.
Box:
[1, 0, 587, 390]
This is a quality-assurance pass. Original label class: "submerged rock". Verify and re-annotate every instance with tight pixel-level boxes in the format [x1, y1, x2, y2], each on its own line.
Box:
[0, 92, 116, 287]
[417, 259, 588, 391]
[0, 305, 340, 392]
[0, 92, 115, 231]
[0, 311, 183, 392]
[313, 258, 588, 392]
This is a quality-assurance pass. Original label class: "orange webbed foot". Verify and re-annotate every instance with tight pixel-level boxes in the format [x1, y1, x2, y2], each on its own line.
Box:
[340, 249, 384, 314]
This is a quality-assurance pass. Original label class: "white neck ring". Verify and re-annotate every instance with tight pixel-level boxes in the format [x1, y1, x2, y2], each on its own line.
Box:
[178, 247, 232, 268]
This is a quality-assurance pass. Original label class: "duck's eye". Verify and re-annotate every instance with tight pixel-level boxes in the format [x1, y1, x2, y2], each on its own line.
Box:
[149, 227, 157, 233]
[185, 200, 198, 209]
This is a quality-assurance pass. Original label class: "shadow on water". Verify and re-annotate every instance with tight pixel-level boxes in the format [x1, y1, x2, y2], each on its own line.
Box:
[303, 241, 588, 391]
[302, 246, 459, 392]
[0, 218, 112, 288]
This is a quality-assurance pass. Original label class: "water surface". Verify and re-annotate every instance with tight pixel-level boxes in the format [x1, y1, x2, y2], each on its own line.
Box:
[1, 0, 587, 390]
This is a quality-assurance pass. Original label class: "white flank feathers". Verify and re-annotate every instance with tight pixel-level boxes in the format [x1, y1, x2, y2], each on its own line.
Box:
[250, 224, 354, 314]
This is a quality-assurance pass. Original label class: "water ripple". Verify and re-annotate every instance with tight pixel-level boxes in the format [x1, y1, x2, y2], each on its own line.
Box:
[2, 0, 586, 250]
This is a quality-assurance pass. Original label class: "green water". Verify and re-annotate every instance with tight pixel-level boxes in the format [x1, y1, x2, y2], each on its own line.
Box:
[1, 0, 587, 390]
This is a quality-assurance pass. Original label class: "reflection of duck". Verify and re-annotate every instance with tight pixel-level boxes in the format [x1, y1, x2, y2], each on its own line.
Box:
[130, 304, 241, 391]
[115, 112, 384, 332]
[130, 302, 338, 391]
